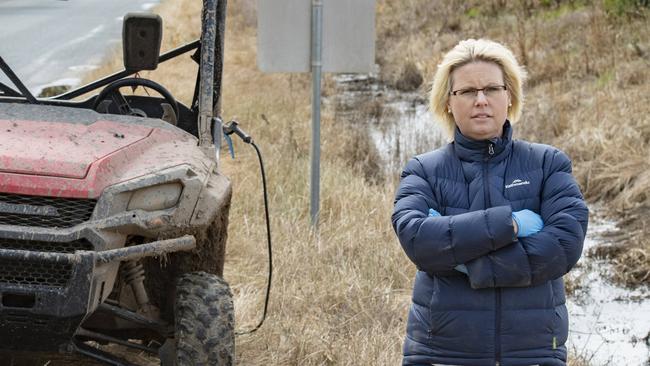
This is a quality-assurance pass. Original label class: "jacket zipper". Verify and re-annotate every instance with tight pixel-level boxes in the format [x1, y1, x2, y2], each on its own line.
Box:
[484, 142, 501, 366]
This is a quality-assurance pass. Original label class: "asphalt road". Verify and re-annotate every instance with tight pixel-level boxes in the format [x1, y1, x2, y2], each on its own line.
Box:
[0, 0, 161, 96]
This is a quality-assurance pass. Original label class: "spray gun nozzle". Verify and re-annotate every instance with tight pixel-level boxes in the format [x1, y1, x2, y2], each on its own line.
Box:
[223, 120, 253, 144]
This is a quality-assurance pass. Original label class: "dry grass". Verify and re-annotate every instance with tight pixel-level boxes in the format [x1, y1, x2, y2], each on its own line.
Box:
[75, 0, 649, 364]
[217, 21, 410, 362]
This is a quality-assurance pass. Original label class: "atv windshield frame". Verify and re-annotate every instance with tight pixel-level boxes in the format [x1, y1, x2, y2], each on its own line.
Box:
[0, 0, 226, 152]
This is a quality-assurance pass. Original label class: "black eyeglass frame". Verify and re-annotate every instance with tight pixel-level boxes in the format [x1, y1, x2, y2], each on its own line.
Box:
[450, 85, 507, 96]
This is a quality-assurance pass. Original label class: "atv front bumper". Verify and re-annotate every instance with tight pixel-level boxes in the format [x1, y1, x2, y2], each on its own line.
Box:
[0, 235, 195, 352]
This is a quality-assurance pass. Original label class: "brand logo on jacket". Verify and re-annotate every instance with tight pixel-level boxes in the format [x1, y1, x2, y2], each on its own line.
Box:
[505, 179, 531, 189]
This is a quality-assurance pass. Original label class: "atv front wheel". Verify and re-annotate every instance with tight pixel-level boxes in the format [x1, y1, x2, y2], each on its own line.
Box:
[173, 272, 234, 366]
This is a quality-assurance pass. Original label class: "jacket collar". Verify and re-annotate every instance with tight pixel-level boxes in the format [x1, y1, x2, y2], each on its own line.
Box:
[453, 120, 513, 163]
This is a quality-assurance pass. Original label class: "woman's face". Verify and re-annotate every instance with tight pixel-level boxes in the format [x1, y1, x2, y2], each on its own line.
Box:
[447, 61, 510, 141]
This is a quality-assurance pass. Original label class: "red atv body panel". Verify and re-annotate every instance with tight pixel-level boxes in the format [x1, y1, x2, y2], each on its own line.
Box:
[0, 118, 203, 199]
[0, 120, 151, 179]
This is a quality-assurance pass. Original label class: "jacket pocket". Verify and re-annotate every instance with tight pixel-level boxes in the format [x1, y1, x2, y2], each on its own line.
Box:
[407, 302, 433, 343]
[427, 275, 442, 329]
[553, 305, 569, 347]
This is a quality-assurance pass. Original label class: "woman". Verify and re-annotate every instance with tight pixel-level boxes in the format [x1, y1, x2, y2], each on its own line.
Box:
[392, 39, 589, 366]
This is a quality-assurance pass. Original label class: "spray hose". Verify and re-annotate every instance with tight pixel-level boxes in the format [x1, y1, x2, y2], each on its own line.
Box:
[221, 120, 273, 336]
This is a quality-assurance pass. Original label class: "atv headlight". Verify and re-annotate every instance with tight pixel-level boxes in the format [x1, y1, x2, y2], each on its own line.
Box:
[127, 182, 183, 211]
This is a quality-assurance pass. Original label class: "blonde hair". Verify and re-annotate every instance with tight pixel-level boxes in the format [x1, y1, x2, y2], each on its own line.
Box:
[429, 39, 527, 139]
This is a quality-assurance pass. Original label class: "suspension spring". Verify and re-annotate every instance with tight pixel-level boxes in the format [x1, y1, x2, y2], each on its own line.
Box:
[121, 260, 150, 308]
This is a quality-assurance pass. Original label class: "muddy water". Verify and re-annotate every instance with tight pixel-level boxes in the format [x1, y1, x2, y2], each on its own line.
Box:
[332, 75, 650, 365]
[566, 212, 650, 365]
[331, 74, 446, 174]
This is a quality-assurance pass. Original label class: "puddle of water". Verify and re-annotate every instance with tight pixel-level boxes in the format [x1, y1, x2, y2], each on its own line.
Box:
[332, 74, 446, 175]
[369, 95, 446, 174]
[567, 214, 650, 365]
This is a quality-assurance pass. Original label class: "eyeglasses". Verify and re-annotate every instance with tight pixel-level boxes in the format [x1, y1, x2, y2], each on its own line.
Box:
[450, 85, 507, 100]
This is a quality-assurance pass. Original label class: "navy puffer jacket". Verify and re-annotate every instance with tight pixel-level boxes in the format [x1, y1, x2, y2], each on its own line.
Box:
[392, 122, 588, 366]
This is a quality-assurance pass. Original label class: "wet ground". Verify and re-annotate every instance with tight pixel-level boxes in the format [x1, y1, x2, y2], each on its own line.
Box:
[566, 211, 650, 365]
[329, 73, 445, 175]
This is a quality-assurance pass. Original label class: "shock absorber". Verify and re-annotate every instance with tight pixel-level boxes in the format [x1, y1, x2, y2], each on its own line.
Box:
[121, 260, 158, 318]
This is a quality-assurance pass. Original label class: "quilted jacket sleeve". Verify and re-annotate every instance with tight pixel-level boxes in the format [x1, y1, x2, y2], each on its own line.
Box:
[465, 149, 589, 289]
[392, 157, 516, 273]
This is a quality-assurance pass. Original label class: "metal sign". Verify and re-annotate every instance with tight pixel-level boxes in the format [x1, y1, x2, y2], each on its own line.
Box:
[257, 0, 375, 73]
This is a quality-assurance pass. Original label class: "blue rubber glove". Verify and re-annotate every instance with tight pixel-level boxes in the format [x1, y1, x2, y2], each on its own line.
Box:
[512, 209, 544, 238]
[428, 208, 441, 217]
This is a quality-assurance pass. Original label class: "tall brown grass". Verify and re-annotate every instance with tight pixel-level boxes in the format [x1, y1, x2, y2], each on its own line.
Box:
[76, 0, 648, 365]
[218, 9, 409, 365]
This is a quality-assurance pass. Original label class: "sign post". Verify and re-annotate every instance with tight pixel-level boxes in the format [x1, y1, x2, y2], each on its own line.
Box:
[310, 0, 323, 225]
[258, 0, 375, 227]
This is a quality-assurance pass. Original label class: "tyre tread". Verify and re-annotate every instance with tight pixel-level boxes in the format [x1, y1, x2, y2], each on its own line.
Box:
[174, 271, 234, 366]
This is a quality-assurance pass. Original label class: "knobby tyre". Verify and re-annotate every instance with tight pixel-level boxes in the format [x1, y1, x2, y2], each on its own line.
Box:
[174, 271, 234, 366]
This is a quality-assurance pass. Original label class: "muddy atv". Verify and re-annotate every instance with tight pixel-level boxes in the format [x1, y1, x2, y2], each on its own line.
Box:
[0, 1, 234, 365]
